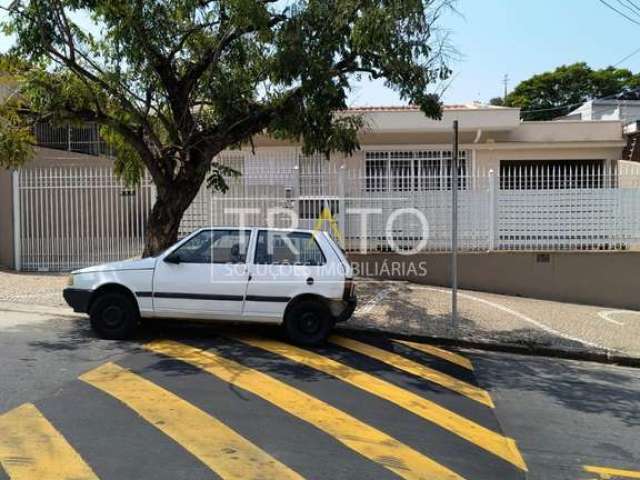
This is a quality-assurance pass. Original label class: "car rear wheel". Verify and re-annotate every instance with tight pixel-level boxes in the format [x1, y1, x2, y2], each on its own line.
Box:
[89, 292, 139, 340]
[283, 300, 334, 346]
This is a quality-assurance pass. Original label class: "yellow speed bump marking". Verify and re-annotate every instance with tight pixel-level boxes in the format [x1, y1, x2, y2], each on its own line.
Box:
[234, 335, 527, 471]
[584, 465, 640, 479]
[80, 363, 303, 480]
[392, 340, 474, 371]
[0, 403, 99, 480]
[145, 339, 466, 480]
[330, 336, 494, 408]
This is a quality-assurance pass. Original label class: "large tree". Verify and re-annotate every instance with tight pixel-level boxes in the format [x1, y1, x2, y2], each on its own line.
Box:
[505, 62, 640, 121]
[0, 0, 453, 256]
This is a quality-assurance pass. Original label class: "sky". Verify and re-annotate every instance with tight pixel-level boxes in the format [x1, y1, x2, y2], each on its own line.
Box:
[349, 0, 640, 106]
[3, 0, 640, 107]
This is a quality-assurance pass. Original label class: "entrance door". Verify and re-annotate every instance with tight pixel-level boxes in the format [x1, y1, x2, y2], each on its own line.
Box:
[153, 229, 252, 320]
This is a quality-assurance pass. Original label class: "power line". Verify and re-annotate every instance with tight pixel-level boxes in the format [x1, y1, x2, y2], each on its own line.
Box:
[614, 0, 640, 18]
[521, 102, 584, 114]
[521, 88, 636, 114]
[597, 0, 640, 26]
[613, 45, 640, 66]
[620, 0, 640, 15]
[517, 1, 640, 115]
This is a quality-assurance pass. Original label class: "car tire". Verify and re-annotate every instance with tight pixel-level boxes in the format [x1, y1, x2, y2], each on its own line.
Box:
[283, 299, 334, 346]
[89, 292, 139, 340]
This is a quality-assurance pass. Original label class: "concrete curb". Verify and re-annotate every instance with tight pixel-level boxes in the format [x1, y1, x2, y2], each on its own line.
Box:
[336, 325, 640, 368]
[3, 301, 639, 368]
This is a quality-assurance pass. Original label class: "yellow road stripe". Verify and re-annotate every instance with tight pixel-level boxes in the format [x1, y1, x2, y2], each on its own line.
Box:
[330, 336, 494, 408]
[0, 403, 98, 480]
[145, 340, 466, 480]
[235, 336, 527, 471]
[584, 465, 640, 479]
[80, 363, 303, 480]
[392, 340, 474, 371]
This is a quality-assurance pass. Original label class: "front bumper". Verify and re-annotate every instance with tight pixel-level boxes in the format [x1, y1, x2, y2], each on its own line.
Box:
[335, 296, 357, 323]
[63, 288, 93, 313]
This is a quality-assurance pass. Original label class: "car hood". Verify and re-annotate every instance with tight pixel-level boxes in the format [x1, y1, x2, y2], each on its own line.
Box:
[72, 257, 157, 274]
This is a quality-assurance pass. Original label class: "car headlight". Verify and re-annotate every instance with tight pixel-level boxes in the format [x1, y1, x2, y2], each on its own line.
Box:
[66, 275, 74, 287]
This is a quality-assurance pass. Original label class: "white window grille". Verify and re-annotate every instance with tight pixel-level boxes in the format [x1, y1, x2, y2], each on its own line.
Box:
[364, 149, 467, 192]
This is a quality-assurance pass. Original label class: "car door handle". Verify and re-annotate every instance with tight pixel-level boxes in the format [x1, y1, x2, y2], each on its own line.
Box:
[306, 277, 314, 286]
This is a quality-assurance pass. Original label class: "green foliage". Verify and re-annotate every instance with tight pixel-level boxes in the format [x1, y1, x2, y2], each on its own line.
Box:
[506, 62, 640, 121]
[100, 126, 144, 187]
[1, 0, 453, 191]
[206, 163, 241, 192]
[0, 108, 35, 168]
[0, 56, 36, 167]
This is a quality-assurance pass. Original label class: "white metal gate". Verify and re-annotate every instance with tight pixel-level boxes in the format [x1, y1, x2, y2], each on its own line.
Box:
[14, 167, 154, 271]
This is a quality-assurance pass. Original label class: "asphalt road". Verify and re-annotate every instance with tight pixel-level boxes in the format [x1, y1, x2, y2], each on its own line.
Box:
[472, 351, 640, 480]
[0, 305, 639, 480]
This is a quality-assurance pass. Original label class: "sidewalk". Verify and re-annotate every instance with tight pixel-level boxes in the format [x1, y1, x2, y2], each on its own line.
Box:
[0, 269, 68, 309]
[345, 280, 640, 361]
[1, 270, 639, 361]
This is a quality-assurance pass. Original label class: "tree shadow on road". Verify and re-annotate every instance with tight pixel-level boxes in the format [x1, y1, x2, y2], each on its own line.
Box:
[474, 351, 640, 428]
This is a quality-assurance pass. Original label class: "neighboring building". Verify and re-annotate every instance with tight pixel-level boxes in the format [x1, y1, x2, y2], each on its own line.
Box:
[562, 99, 640, 123]
[559, 92, 640, 163]
[0, 103, 631, 270]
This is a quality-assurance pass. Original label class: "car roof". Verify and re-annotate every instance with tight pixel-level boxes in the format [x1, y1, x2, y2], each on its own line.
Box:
[195, 226, 326, 234]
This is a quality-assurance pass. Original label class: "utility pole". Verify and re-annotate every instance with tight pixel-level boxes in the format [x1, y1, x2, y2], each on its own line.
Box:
[503, 74, 510, 102]
[450, 120, 459, 332]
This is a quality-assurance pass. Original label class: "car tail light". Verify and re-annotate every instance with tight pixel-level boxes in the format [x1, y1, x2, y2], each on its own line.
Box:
[343, 278, 355, 299]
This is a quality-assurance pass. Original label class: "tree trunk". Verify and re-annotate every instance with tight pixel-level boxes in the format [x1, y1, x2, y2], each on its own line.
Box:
[142, 161, 210, 257]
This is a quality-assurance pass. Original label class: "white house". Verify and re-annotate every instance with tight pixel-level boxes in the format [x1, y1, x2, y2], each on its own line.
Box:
[2, 102, 639, 271]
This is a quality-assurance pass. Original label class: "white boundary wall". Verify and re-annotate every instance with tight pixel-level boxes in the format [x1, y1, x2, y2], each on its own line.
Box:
[14, 151, 640, 271]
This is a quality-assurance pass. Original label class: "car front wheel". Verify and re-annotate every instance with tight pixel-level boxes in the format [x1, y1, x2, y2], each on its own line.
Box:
[283, 300, 334, 346]
[89, 292, 139, 340]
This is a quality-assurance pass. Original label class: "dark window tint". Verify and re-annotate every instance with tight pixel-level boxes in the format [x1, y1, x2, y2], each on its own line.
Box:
[173, 230, 250, 264]
[500, 160, 606, 189]
[255, 231, 326, 265]
[298, 199, 340, 219]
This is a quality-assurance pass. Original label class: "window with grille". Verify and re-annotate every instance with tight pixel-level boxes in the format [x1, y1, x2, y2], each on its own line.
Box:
[364, 150, 467, 192]
[499, 160, 606, 189]
[298, 199, 340, 220]
[33, 121, 108, 156]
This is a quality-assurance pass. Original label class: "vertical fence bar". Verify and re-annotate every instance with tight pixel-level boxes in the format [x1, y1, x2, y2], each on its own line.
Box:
[338, 163, 346, 247]
[12, 170, 21, 271]
[488, 169, 496, 251]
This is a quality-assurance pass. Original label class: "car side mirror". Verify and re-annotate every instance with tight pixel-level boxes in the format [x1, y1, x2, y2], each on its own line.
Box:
[164, 252, 181, 264]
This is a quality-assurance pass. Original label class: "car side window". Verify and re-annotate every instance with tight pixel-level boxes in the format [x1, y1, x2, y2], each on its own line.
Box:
[255, 231, 326, 266]
[211, 230, 251, 263]
[173, 230, 250, 264]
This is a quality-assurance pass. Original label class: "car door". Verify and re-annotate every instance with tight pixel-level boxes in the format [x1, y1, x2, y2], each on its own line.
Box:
[153, 229, 252, 320]
[243, 230, 328, 321]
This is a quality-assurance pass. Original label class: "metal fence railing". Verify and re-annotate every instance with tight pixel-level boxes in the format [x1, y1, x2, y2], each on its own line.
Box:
[14, 167, 154, 271]
[181, 151, 640, 253]
[13, 150, 640, 271]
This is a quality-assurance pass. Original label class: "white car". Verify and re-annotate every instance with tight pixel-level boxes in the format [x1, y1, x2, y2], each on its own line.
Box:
[63, 227, 357, 345]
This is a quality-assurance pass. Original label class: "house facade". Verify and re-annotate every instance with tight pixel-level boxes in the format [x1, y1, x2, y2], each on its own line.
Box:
[0, 103, 635, 271]
[250, 103, 624, 180]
